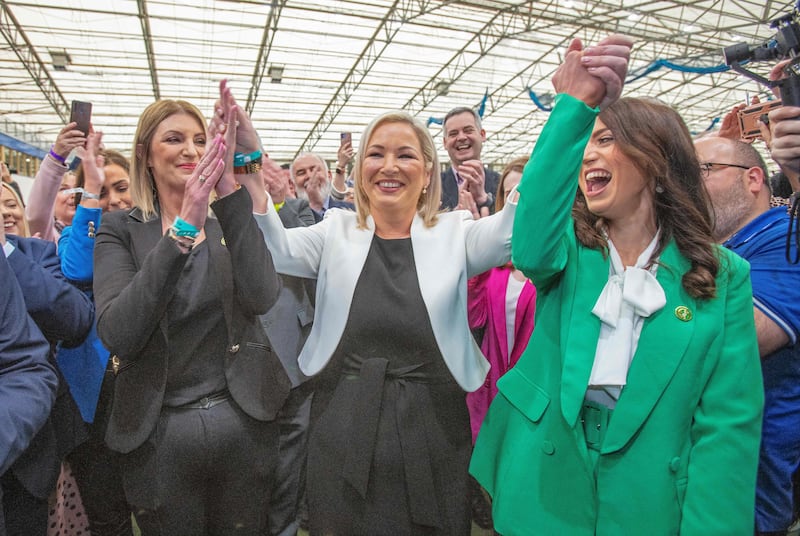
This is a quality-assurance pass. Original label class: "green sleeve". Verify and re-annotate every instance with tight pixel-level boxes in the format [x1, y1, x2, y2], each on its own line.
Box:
[512, 94, 598, 290]
[679, 250, 763, 533]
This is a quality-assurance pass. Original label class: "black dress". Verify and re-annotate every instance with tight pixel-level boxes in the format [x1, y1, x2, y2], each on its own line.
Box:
[307, 235, 471, 536]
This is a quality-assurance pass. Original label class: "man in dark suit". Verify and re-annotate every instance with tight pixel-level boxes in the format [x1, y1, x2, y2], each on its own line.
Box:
[0, 252, 58, 535]
[290, 152, 354, 223]
[440, 106, 499, 214]
[0, 229, 94, 535]
[261, 157, 317, 536]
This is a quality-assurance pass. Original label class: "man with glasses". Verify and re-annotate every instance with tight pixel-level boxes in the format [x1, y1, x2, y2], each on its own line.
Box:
[696, 135, 800, 536]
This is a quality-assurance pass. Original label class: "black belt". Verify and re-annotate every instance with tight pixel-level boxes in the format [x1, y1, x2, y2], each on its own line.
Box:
[340, 357, 449, 529]
[175, 390, 230, 410]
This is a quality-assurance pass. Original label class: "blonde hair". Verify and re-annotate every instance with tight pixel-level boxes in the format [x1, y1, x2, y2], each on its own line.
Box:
[352, 111, 441, 229]
[130, 100, 207, 219]
[1, 182, 30, 237]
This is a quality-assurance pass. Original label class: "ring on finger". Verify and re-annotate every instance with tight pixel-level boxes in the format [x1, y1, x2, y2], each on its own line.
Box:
[199, 174, 207, 183]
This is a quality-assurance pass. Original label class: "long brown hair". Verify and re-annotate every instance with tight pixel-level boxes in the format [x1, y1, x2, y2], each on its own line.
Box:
[573, 97, 719, 299]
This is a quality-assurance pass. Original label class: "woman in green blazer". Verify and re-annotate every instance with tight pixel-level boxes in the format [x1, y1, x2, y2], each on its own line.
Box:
[470, 38, 763, 535]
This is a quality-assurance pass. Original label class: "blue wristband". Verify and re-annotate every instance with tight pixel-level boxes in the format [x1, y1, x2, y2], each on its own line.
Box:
[172, 217, 200, 238]
[234, 150, 262, 167]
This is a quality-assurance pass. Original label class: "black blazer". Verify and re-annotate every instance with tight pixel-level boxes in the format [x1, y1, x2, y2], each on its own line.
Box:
[93, 188, 290, 454]
[440, 166, 500, 213]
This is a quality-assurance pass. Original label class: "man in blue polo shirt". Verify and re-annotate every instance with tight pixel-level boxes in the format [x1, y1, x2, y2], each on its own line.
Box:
[696, 135, 800, 536]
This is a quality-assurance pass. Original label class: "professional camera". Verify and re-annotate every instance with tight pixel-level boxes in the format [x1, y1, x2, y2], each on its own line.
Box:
[723, 1, 800, 106]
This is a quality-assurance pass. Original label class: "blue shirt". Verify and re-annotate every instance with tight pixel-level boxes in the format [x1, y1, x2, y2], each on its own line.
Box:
[724, 206, 800, 345]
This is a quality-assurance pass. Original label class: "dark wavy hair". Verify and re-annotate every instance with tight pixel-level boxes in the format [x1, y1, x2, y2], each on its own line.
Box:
[572, 97, 719, 300]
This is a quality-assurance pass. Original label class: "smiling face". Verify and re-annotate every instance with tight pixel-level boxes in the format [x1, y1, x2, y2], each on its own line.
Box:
[101, 163, 132, 213]
[361, 121, 431, 223]
[443, 111, 485, 166]
[55, 172, 77, 224]
[1, 183, 26, 236]
[580, 118, 654, 226]
[147, 112, 206, 194]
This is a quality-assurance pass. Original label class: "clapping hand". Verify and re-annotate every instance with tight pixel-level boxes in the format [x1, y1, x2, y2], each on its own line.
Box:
[178, 134, 227, 231]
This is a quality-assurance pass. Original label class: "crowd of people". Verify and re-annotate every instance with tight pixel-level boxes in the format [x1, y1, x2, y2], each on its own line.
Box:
[2, 31, 800, 536]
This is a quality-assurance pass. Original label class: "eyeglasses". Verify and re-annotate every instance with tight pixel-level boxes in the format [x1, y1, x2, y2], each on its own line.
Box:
[699, 162, 750, 178]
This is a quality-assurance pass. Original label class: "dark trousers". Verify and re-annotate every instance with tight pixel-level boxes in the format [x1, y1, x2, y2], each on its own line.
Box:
[120, 398, 278, 536]
[0, 471, 46, 536]
[68, 372, 132, 536]
[269, 383, 313, 536]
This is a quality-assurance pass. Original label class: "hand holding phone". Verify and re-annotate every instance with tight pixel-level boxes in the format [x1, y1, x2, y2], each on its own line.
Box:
[738, 100, 782, 141]
[70, 101, 92, 137]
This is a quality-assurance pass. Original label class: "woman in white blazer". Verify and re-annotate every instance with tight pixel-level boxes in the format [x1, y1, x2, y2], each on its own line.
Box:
[251, 110, 513, 535]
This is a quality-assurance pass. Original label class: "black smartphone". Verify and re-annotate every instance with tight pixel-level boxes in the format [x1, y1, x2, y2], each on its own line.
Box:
[70, 100, 92, 136]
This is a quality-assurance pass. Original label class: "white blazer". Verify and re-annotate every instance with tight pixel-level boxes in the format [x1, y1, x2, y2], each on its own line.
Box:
[254, 200, 516, 391]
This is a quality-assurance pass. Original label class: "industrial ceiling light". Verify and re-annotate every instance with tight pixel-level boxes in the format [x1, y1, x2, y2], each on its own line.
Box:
[435, 79, 450, 96]
[49, 48, 72, 71]
[268, 64, 284, 83]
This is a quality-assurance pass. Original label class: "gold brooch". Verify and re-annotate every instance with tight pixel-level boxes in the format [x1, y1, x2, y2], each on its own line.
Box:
[674, 306, 692, 322]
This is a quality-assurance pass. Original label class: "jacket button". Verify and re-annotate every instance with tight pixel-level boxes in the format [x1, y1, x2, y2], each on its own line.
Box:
[228, 344, 240, 354]
[669, 457, 680, 473]
[542, 440, 555, 455]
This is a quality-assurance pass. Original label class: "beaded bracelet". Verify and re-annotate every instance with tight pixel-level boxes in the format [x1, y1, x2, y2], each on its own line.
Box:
[172, 217, 200, 239]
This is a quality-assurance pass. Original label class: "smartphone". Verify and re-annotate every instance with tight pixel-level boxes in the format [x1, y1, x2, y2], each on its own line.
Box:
[70, 100, 92, 136]
[340, 132, 352, 146]
[738, 100, 782, 140]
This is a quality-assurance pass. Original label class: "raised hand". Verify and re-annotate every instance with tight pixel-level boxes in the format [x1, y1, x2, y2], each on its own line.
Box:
[768, 105, 800, 191]
[553, 35, 634, 110]
[456, 180, 481, 219]
[178, 134, 226, 230]
[457, 159, 488, 206]
[75, 131, 106, 208]
[52, 122, 87, 162]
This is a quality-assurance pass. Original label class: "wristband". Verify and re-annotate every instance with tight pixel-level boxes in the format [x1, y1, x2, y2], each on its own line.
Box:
[80, 189, 100, 201]
[172, 216, 200, 239]
[49, 146, 67, 164]
[233, 161, 263, 175]
[234, 150, 262, 167]
[335, 167, 344, 175]
[166, 227, 195, 251]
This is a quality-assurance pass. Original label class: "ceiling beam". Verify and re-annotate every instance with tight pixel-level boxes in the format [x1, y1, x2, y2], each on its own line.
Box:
[137, 0, 160, 100]
[0, 0, 69, 122]
[246, 0, 286, 114]
[297, 0, 439, 157]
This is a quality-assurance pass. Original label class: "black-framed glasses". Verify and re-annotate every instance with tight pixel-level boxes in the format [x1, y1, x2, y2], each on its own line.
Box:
[699, 162, 750, 178]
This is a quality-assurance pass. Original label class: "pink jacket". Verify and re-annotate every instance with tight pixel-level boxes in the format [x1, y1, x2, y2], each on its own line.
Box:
[467, 265, 536, 443]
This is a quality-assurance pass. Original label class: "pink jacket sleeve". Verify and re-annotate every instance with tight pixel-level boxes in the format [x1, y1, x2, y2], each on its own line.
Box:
[25, 154, 68, 243]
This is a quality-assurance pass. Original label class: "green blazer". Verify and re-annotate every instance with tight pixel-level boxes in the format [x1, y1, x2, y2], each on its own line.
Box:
[470, 95, 763, 535]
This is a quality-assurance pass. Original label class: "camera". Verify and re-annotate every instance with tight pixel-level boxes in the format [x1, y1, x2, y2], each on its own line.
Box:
[723, 2, 800, 106]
